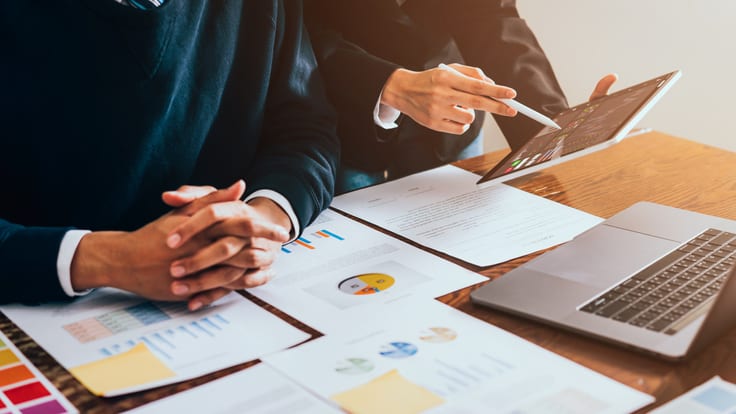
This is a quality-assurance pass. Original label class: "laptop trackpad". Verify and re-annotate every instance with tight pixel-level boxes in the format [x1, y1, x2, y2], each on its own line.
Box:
[526, 224, 679, 289]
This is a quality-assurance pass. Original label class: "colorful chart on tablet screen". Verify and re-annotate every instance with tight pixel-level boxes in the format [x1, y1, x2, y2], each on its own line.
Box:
[338, 274, 395, 295]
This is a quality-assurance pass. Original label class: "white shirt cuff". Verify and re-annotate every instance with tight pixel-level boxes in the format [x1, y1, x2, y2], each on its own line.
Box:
[57, 230, 94, 297]
[244, 190, 300, 242]
[373, 92, 401, 129]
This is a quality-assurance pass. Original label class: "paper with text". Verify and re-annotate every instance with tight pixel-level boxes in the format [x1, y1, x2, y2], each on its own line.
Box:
[248, 209, 486, 334]
[650, 376, 736, 413]
[125, 364, 342, 414]
[263, 300, 653, 414]
[0, 290, 309, 396]
[331, 165, 603, 266]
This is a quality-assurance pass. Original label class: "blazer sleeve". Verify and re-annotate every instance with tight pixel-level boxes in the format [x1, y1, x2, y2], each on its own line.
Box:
[244, 0, 340, 230]
[419, 0, 569, 149]
[304, 0, 401, 143]
[0, 220, 73, 304]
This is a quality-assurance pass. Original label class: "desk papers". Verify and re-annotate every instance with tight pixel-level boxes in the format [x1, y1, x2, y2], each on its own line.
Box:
[650, 376, 736, 413]
[124, 363, 341, 414]
[263, 300, 654, 414]
[331, 165, 603, 266]
[0, 291, 309, 397]
[248, 209, 486, 334]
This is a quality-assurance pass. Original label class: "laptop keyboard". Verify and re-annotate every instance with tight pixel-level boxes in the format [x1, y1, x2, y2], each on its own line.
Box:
[580, 228, 736, 335]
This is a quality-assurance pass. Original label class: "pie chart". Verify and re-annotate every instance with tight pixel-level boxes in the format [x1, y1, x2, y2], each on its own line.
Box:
[335, 358, 374, 375]
[419, 327, 457, 343]
[379, 342, 418, 359]
[338, 273, 395, 295]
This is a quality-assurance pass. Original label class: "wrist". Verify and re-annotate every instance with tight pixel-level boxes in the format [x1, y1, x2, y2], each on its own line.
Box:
[381, 68, 414, 112]
[70, 231, 127, 291]
[246, 197, 292, 233]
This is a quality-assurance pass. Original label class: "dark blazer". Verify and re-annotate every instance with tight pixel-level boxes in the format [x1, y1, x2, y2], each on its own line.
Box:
[0, 0, 338, 303]
[306, 0, 568, 181]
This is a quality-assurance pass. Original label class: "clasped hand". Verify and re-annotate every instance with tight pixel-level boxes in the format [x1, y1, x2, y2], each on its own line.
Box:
[71, 180, 290, 311]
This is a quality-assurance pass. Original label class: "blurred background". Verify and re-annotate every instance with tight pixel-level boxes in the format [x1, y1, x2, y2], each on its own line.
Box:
[483, 0, 736, 153]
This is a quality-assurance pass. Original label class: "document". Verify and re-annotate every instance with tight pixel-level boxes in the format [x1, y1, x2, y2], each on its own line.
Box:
[248, 209, 486, 334]
[0, 290, 309, 397]
[263, 300, 654, 414]
[124, 363, 342, 414]
[331, 165, 603, 266]
[0, 330, 78, 414]
[650, 376, 736, 413]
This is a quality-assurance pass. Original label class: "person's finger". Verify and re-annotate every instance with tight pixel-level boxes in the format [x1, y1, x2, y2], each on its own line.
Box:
[223, 267, 274, 290]
[222, 245, 277, 269]
[171, 265, 244, 297]
[194, 214, 291, 245]
[590, 73, 618, 101]
[448, 90, 517, 116]
[170, 236, 248, 277]
[436, 65, 516, 100]
[448, 63, 491, 82]
[174, 180, 246, 216]
[187, 288, 232, 311]
[161, 185, 217, 208]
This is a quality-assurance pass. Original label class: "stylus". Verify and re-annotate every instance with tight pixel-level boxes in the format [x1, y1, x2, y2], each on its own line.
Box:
[438, 63, 562, 130]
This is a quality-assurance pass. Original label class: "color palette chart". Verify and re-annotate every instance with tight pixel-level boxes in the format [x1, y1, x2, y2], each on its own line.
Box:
[0, 331, 77, 414]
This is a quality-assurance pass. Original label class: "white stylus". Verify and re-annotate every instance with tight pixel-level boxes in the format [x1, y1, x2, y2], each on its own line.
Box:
[438, 63, 562, 130]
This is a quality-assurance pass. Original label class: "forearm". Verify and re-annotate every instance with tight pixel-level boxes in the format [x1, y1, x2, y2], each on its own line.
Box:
[69, 231, 123, 291]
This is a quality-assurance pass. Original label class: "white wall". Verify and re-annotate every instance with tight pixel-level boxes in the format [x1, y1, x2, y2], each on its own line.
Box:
[484, 0, 736, 153]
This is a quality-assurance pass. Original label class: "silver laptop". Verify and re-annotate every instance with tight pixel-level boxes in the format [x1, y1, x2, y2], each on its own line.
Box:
[471, 202, 736, 360]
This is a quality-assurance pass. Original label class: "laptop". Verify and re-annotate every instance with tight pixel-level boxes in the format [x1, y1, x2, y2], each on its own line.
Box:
[471, 202, 736, 360]
[477, 70, 681, 186]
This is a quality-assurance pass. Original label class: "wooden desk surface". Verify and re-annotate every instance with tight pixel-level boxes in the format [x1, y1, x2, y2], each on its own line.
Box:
[2, 131, 735, 412]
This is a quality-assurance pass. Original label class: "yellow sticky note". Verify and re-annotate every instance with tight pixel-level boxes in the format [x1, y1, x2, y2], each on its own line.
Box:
[70, 343, 176, 396]
[331, 369, 444, 414]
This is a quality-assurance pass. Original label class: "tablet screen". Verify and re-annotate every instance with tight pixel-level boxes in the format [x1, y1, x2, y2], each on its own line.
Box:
[477, 71, 680, 184]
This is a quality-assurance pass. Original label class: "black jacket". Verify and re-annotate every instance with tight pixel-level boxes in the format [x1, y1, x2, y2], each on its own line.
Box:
[306, 0, 567, 180]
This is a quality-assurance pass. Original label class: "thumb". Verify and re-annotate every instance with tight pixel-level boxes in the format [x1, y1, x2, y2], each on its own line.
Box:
[175, 180, 246, 216]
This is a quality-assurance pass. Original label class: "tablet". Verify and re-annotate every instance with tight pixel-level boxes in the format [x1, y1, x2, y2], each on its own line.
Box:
[476, 70, 681, 185]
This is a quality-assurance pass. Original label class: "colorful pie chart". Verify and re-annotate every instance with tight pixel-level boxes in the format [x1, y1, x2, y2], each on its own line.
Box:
[338, 273, 395, 295]
[379, 342, 418, 359]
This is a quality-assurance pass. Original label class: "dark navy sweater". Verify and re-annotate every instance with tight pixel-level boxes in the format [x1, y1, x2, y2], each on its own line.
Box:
[0, 0, 338, 303]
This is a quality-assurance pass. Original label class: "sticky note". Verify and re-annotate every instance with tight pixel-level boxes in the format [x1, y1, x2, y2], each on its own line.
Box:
[69, 343, 175, 396]
[331, 369, 444, 414]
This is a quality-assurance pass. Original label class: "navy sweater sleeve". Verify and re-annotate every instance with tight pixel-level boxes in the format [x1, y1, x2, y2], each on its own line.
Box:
[245, 0, 339, 229]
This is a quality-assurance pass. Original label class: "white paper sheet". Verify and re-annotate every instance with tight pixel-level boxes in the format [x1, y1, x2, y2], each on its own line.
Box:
[263, 300, 654, 414]
[650, 376, 736, 414]
[331, 165, 603, 266]
[124, 363, 341, 414]
[0, 290, 309, 396]
[0, 330, 78, 414]
[248, 209, 486, 334]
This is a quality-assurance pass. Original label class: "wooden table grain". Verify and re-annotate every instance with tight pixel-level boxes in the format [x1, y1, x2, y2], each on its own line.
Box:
[2, 131, 735, 412]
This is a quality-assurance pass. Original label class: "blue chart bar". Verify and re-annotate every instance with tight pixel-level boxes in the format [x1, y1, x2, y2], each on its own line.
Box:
[298, 237, 311, 244]
[281, 247, 292, 254]
[321, 229, 344, 240]
[127, 302, 171, 325]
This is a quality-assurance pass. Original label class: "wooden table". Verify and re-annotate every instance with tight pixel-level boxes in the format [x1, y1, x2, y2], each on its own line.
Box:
[2, 131, 735, 412]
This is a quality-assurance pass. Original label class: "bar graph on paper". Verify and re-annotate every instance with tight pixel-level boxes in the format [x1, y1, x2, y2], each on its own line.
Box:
[281, 229, 345, 254]
[63, 301, 233, 361]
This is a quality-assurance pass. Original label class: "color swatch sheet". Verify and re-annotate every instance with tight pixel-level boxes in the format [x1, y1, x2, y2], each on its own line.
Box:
[124, 363, 341, 414]
[0, 330, 77, 414]
[0, 291, 308, 397]
[248, 209, 486, 334]
[651, 376, 736, 414]
[263, 300, 654, 414]
[331, 165, 604, 266]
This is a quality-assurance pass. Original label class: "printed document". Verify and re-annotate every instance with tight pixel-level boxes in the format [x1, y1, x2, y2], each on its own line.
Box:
[650, 376, 736, 413]
[0, 290, 309, 397]
[125, 363, 342, 414]
[248, 209, 486, 334]
[331, 165, 603, 266]
[263, 300, 654, 414]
